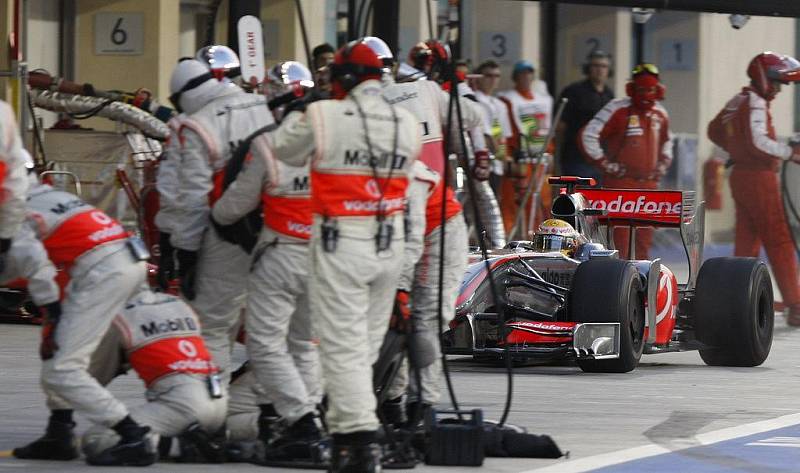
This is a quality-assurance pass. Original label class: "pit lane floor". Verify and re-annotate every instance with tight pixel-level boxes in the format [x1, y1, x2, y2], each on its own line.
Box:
[1, 316, 799, 473]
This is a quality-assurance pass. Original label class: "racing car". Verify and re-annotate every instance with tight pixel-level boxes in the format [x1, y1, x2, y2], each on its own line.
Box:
[442, 177, 774, 373]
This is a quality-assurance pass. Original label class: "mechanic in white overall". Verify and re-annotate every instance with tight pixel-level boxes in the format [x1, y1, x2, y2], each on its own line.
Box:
[156, 47, 241, 290]
[264, 42, 420, 471]
[167, 59, 274, 381]
[211, 61, 324, 463]
[80, 287, 226, 463]
[0, 100, 30, 272]
[12, 178, 150, 466]
[384, 160, 469, 426]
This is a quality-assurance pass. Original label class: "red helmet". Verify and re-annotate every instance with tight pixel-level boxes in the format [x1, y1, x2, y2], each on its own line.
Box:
[747, 52, 800, 100]
[329, 41, 383, 99]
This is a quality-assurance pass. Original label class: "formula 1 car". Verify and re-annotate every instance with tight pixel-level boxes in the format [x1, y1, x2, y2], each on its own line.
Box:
[442, 177, 775, 373]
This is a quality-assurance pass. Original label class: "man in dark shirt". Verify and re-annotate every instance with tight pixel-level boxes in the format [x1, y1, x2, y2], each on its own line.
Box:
[556, 50, 614, 182]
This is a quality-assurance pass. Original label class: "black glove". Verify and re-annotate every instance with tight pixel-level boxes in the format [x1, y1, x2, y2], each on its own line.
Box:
[156, 232, 175, 291]
[0, 238, 10, 274]
[176, 249, 199, 301]
[39, 302, 62, 361]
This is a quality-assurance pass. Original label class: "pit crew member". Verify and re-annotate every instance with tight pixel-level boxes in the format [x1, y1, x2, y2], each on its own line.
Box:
[579, 63, 674, 259]
[167, 58, 274, 380]
[0, 100, 30, 270]
[707, 51, 800, 324]
[263, 42, 420, 472]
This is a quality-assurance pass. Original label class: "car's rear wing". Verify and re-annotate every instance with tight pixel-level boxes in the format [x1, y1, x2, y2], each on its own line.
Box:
[576, 187, 705, 290]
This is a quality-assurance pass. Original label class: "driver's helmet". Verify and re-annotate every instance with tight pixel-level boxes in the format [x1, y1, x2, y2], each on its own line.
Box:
[533, 219, 581, 257]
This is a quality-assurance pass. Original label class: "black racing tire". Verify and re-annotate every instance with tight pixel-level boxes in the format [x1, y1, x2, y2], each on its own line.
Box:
[568, 259, 645, 373]
[695, 257, 773, 367]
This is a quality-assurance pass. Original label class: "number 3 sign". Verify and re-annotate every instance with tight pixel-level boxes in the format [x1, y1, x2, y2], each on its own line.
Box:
[94, 13, 144, 55]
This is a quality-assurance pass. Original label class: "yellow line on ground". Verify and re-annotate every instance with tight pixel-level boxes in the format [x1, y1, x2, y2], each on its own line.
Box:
[0, 451, 13, 458]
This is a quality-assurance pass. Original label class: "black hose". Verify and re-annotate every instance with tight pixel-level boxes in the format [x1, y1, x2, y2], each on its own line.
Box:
[205, 0, 224, 46]
[441, 62, 513, 427]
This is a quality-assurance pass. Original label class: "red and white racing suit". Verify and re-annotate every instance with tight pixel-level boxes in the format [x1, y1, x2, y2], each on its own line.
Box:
[212, 130, 321, 426]
[79, 289, 226, 456]
[0, 100, 29, 241]
[708, 87, 800, 308]
[26, 183, 147, 427]
[579, 97, 673, 259]
[382, 79, 484, 176]
[172, 85, 274, 379]
[0, 225, 59, 306]
[387, 161, 468, 404]
[267, 80, 420, 434]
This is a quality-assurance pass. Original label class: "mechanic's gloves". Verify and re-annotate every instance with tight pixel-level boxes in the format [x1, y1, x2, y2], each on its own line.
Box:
[39, 302, 62, 361]
[0, 238, 11, 274]
[601, 160, 626, 178]
[156, 232, 175, 291]
[648, 162, 669, 180]
[390, 290, 411, 334]
[176, 249, 199, 301]
[473, 150, 492, 181]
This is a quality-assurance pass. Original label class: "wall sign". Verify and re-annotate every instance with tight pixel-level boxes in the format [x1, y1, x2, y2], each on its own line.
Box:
[572, 34, 612, 66]
[94, 12, 144, 55]
[479, 31, 521, 65]
[659, 39, 697, 71]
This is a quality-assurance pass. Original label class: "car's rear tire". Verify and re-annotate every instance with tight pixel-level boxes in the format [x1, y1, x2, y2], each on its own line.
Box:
[569, 259, 645, 373]
[695, 257, 773, 367]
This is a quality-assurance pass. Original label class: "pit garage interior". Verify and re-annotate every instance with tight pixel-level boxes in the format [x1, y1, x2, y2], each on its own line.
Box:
[1, 1, 800, 472]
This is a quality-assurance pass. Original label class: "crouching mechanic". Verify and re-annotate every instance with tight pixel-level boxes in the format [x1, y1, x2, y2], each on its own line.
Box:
[13, 176, 150, 466]
[210, 61, 325, 465]
[264, 42, 420, 471]
[166, 58, 274, 381]
[383, 160, 468, 426]
[81, 286, 226, 463]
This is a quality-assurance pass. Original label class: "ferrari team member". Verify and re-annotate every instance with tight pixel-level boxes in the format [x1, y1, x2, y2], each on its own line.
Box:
[211, 62, 324, 463]
[263, 42, 420, 471]
[385, 160, 468, 426]
[579, 64, 673, 259]
[0, 100, 30, 268]
[167, 58, 274, 380]
[707, 51, 800, 323]
[498, 60, 555, 235]
[79, 287, 226, 464]
[13, 177, 151, 466]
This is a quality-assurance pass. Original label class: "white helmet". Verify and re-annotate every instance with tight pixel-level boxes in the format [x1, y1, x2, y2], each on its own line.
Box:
[267, 61, 314, 95]
[195, 45, 240, 80]
[169, 59, 215, 114]
[361, 36, 394, 70]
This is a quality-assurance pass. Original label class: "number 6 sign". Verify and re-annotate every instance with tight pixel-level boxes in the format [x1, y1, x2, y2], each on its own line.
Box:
[94, 13, 144, 55]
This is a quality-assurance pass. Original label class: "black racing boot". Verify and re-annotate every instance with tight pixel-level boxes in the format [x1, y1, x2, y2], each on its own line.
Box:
[258, 404, 285, 445]
[264, 412, 326, 462]
[378, 397, 406, 427]
[13, 410, 78, 460]
[176, 423, 227, 463]
[329, 431, 381, 473]
[404, 402, 431, 430]
[85, 416, 157, 466]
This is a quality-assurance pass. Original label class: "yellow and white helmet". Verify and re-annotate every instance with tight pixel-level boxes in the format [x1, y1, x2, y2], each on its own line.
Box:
[533, 219, 581, 257]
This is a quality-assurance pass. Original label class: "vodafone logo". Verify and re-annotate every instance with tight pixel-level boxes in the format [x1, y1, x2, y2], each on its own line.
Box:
[365, 179, 382, 198]
[90, 211, 113, 225]
[178, 340, 198, 358]
[587, 195, 681, 216]
[510, 321, 572, 331]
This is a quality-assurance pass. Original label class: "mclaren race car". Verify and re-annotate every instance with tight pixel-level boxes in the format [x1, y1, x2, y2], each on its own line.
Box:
[442, 177, 775, 373]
